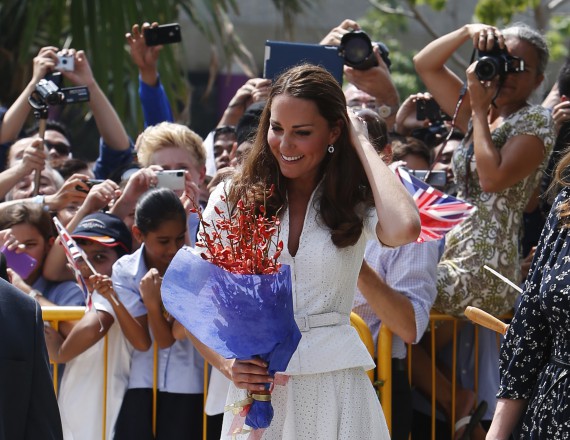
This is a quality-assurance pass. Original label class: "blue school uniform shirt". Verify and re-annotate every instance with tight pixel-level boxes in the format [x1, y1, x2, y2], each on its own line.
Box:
[112, 245, 204, 394]
[33, 275, 85, 306]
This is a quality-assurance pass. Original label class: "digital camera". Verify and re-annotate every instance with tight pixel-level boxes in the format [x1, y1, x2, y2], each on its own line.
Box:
[56, 54, 74, 71]
[34, 73, 90, 106]
[475, 41, 524, 81]
[338, 30, 391, 71]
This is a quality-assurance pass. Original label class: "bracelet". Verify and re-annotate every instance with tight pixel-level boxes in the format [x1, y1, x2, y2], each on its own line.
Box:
[29, 289, 43, 299]
[31, 195, 50, 212]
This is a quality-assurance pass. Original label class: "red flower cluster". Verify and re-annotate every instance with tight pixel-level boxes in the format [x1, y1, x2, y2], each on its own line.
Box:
[193, 186, 283, 275]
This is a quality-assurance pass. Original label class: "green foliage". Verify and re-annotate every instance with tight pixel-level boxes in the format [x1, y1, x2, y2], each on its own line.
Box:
[360, 8, 424, 101]
[547, 15, 570, 61]
[474, 0, 541, 26]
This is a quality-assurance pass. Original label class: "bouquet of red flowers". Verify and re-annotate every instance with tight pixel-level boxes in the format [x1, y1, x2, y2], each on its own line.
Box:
[162, 185, 301, 435]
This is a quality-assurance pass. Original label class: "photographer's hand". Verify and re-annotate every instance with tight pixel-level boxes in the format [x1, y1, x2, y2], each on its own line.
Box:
[0, 47, 59, 144]
[62, 49, 131, 152]
[109, 167, 159, 222]
[44, 173, 90, 212]
[219, 78, 270, 127]
[344, 46, 400, 129]
[76, 179, 121, 217]
[319, 19, 360, 46]
[126, 22, 162, 87]
[394, 93, 431, 136]
[31, 46, 59, 83]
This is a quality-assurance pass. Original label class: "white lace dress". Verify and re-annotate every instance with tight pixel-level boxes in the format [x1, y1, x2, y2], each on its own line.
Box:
[206, 182, 390, 440]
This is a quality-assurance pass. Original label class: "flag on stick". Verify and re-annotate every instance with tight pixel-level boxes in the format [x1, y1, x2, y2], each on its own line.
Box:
[397, 167, 477, 243]
[52, 216, 97, 311]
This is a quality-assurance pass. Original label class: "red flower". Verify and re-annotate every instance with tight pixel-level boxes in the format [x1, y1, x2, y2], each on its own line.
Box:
[194, 187, 282, 275]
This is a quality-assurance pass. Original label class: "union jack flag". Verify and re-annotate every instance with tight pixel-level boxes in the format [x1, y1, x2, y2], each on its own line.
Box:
[52, 216, 94, 311]
[397, 167, 476, 243]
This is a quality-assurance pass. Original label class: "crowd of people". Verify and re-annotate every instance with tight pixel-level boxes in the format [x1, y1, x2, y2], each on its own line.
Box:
[1, 15, 569, 440]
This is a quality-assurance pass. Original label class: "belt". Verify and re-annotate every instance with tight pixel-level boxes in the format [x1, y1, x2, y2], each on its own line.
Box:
[294, 312, 348, 332]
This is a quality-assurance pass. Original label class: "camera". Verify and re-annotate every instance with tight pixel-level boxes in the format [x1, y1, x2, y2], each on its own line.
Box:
[338, 30, 391, 71]
[475, 41, 524, 81]
[416, 98, 449, 124]
[156, 170, 185, 191]
[32, 72, 90, 107]
[56, 54, 74, 71]
[35, 79, 65, 106]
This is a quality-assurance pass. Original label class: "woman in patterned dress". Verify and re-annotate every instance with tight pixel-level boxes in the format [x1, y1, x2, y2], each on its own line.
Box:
[414, 22, 554, 318]
[487, 151, 570, 438]
[410, 23, 554, 439]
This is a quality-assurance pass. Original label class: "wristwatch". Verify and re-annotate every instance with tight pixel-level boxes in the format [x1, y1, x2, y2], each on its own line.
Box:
[377, 104, 398, 119]
[29, 289, 43, 300]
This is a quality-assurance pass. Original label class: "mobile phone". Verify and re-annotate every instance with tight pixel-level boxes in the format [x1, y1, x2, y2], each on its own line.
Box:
[0, 246, 37, 279]
[56, 54, 74, 71]
[75, 179, 105, 194]
[143, 23, 182, 46]
[416, 98, 447, 123]
[156, 170, 185, 191]
[407, 169, 447, 190]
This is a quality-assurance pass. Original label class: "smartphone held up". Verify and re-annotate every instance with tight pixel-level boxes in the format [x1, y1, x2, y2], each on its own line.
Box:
[0, 246, 37, 280]
[144, 23, 182, 46]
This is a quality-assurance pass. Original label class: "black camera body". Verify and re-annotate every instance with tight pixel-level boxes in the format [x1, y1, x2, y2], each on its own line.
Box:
[33, 73, 90, 107]
[416, 98, 449, 124]
[475, 42, 524, 81]
[338, 30, 391, 71]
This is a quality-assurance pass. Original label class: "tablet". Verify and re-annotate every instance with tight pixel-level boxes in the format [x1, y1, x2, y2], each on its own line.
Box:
[263, 41, 344, 85]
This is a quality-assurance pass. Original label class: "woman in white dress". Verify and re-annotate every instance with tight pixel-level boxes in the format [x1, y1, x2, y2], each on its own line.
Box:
[194, 63, 421, 439]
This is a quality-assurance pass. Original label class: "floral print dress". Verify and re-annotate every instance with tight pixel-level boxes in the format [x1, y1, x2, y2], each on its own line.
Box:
[435, 105, 554, 317]
[497, 187, 570, 438]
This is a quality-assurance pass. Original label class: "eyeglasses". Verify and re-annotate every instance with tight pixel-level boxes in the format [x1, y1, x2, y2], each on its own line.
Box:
[347, 101, 378, 111]
[44, 140, 71, 156]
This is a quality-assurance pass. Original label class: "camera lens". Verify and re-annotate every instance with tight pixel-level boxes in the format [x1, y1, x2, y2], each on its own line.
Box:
[344, 37, 371, 65]
[475, 57, 500, 81]
[339, 31, 378, 70]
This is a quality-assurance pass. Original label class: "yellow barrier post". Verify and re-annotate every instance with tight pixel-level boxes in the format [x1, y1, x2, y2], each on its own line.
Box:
[377, 325, 393, 435]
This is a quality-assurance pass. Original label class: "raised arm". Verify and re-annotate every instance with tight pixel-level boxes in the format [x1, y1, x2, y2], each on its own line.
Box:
[126, 22, 174, 126]
[413, 24, 496, 132]
[0, 47, 58, 144]
[61, 49, 130, 151]
[349, 111, 420, 246]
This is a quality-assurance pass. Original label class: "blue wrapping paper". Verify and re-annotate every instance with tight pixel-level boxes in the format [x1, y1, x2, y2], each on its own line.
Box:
[161, 246, 302, 376]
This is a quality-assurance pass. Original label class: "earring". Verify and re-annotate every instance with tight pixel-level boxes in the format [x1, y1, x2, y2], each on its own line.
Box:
[327, 144, 335, 154]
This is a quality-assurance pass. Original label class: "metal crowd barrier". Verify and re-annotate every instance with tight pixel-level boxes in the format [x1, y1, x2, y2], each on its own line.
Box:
[376, 311, 511, 440]
[43, 306, 510, 440]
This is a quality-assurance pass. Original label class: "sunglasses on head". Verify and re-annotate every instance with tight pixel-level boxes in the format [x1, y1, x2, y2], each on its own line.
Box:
[44, 140, 71, 156]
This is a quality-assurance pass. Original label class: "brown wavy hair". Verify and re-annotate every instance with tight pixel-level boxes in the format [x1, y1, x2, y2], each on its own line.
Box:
[228, 64, 374, 248]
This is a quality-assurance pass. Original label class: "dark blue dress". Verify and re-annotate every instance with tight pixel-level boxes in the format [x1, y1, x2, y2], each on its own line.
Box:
[497, 187, 570, 438]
